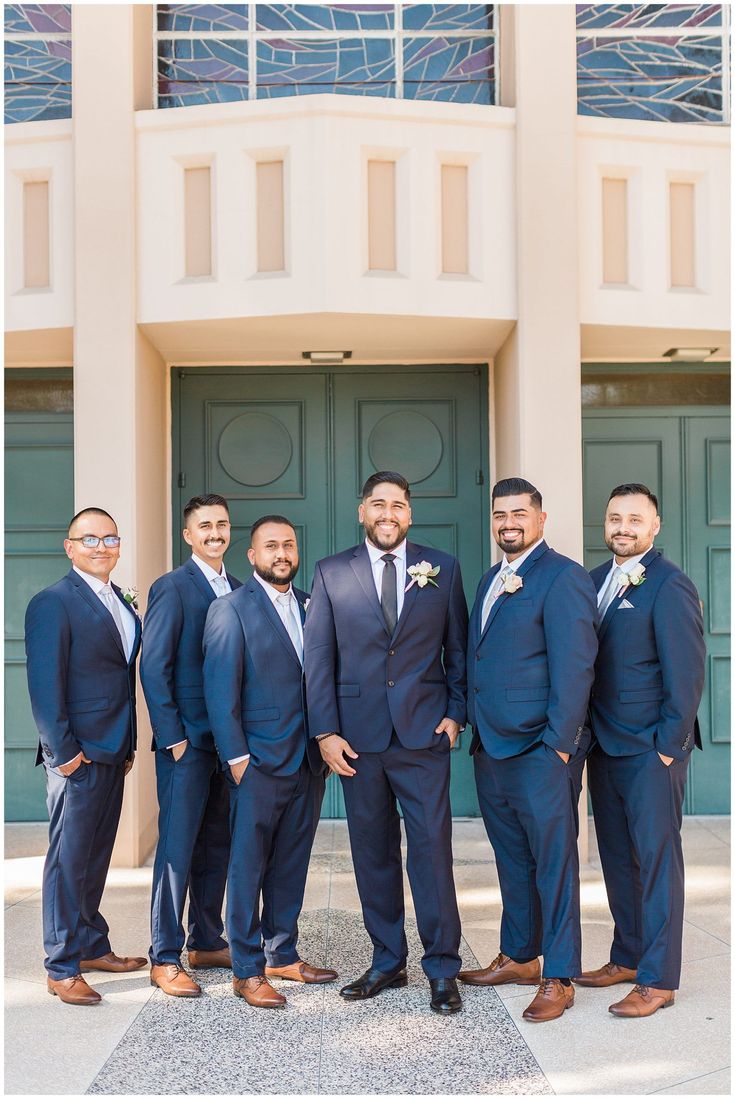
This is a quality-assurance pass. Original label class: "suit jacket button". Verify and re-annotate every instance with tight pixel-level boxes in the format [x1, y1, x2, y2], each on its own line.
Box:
[474, 687, 479, 693]
[388, 681, 395, 687]
[389, 649, 395, 656]
[577, 726, 583, 733]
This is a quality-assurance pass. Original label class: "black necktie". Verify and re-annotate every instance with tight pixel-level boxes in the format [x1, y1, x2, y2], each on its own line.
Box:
[381, 553, 398, 635]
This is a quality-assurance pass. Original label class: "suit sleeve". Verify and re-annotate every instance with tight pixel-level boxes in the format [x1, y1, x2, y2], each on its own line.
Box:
[653, 571, 705, 760]
[202, 597, 248, 764]
[140, 577, 186, 750]
[442, 559, 469, 725]
[303, 562, 341, 738]
[542, 564, 598, 755]
[25, 591, 81, 767]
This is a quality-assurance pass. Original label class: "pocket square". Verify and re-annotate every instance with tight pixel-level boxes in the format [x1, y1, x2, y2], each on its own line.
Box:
[619, 598, 635, 609]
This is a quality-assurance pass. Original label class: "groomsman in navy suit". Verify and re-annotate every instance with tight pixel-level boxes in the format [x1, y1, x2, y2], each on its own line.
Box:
[25, 507, 146, 1005]
[203, 516, 336, 1008]
[575, 483, 705, 1017]
[141, 494, 240, 997]
[460, 477, 598, 1022]
[305, 471, 468, 1015]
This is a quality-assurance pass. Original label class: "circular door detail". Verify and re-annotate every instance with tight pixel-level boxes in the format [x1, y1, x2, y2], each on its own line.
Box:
[367, 410, 443, 485]
[218, 412, 293, 487]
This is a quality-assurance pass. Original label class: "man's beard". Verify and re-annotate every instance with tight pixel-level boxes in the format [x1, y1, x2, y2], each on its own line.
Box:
[255, 561, 299, 585]
[605, 534, 648, 558]
[364, 519, 408, 552]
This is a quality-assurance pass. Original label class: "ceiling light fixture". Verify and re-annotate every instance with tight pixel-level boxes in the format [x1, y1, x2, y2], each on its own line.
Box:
[302, 351, 352, 365]
[663, 347, 718, 362]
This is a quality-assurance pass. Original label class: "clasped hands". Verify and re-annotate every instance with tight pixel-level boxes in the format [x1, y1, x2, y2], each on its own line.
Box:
[318, 717, 461, 777]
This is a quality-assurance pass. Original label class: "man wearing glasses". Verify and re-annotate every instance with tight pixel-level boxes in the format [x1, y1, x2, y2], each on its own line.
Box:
[25, 507, 146, 1005]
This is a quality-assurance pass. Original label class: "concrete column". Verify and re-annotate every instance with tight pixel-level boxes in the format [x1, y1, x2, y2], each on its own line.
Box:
[72, 6, 164, 866]
[495, 5, 589, 860]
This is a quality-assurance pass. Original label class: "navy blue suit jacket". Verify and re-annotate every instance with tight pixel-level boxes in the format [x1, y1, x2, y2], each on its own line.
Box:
[467, 541, 598, 759]
[140, 559, 241, 752]
[304, 541, 468, 751]
[589, 548, 705, 761]
[25, 569, 142, 768]
[202, 577, 323, 777]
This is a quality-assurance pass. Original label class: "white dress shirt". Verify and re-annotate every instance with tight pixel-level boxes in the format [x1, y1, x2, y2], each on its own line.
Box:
[596, 546, 653, 609]
[365, 538, 407, 620]
[480, 538, 544, 629]
[191, 552, 232, 596]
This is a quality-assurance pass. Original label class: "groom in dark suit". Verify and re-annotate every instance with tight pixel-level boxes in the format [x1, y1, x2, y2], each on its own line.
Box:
[304, 471, 468, 1015]
[25, 507, 146, 1005]
[459, 478, 598, 1022]
[203, 516, 336, 1008]
[141, 494, 240, 997]
[575, 483, 705, 1017]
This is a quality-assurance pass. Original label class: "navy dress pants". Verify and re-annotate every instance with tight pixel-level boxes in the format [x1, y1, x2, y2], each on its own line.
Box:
[226, 760, 325, 979]
[474, 741, 586, 977]
[43, 760, 125, 980]
[150, 744, 230, 966]
[588, 744, 689, 989]
[340, 733, 461, 981]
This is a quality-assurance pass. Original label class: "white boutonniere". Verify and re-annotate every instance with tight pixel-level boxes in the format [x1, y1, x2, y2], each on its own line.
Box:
[122, 587, 140, 615]
[304, 598, 310, 611]
[619, 563, 646, 596]
[503, 573, 523, 594]
[405, 561, 440, 592]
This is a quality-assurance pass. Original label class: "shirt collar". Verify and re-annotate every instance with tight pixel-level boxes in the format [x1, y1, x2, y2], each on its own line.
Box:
[611, 546, 654, 576]
[73, 565, 109, 594]
[501, 538, 544, 574]
[365, 538, 407, 566]
[253, 569, 293, 605]
[191, 553, 226, 584]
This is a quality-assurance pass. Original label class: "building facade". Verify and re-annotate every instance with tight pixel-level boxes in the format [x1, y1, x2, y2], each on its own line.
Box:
[5, 3, 730, 865]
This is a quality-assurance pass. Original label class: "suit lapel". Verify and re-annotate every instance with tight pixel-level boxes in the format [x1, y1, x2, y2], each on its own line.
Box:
[350, 543, 390, 636]
[185, 558, 217, 606]
[248, 578, 302, 667]
[598, 547, 660, 641]
[472, 565, 500, 648]
[391, 543, 425, 643]
[480, 541, 548, 641]
[112, 582, 141, 664]
[67, 570, 127, 659]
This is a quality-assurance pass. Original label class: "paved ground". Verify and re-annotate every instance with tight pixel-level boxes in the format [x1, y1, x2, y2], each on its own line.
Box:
[4, 814, 730, 1095]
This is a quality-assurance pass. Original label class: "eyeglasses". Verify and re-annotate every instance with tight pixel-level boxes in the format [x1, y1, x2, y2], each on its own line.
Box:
[68, 535, 121, 549]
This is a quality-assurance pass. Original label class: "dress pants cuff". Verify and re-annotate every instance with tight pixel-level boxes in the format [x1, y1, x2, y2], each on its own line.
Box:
[186, 936, 229, 953]
[232, 962, 266, 979]
[46, 963, 83, 981]
[265, 949, 301, 968]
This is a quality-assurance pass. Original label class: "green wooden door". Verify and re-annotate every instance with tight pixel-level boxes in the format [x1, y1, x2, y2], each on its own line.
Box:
[582, 408, 730, 813]
[5, 410, 74, 820]
[175, 366, 490, 817]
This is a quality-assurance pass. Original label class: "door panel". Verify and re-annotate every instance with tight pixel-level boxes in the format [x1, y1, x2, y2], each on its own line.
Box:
[5, 412, 74, 820]
[177, 367, 489, 818]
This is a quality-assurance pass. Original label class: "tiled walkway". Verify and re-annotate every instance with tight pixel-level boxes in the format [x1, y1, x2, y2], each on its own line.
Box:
[4, 816, 730, 1095]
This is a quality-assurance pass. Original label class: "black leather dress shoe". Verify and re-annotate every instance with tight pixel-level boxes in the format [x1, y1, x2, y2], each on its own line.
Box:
[430, 977, 463, 1014]
[339, 966, 408, 1001]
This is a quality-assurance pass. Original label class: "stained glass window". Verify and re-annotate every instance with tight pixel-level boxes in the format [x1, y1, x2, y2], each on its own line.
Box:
[576, 4, 729, 123]
[155, 3, 496, 107]
[5, 4, 72, 124]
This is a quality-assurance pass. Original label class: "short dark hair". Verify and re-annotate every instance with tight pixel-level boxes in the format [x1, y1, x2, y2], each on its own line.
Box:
[491, 477, 542, 509]
[68, 507, 116, 536]
[361, 471, 411, 501]
[607, 483, 659, 512]
[250, 514, 296, 541]
[183, 494, 229, 526]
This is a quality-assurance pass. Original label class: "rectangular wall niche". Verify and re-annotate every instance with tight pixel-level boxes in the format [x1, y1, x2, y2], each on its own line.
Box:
[601, 177, 628, 285]
[669, 181, 696, 288]
[23, 180, 50, 288]
[441, 164, 468, 275]
[184, 166, 212, 277]
[256, 160, 285, 273]
[367, 160, 396, 271]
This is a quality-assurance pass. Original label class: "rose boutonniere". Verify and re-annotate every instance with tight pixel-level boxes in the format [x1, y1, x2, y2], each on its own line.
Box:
[122, 586, 139, 612]
[405, 561, 440, 592]
[619, 563, 646, 596]
[503, 573, 523, 594]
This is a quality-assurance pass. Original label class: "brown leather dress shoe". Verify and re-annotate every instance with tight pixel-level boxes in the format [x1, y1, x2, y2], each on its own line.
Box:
[80, 951, 147, 973]
[187, 947, 232, 969]
[609, 984, 675, 1017]
[522, 979, 575, 1022]
[265, 960, 338, 984]
[459, 952, 541, 986]
[573, 961, 637, 987]
[47, 974, 101, 1005]
[150, 963, 202, 997]
[233, 975, 286, 1008]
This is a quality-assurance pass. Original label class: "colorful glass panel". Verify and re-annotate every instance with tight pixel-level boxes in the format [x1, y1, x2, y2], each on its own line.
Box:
[402, 4, 493, 32]
[4, 37, 72, 123]
[157, 4, 249, 32]
[404, 36, 493, 102]
[577, 35, 723, 122]
[4, 4, 71, 34]
[256, 4, 394, 32]
[256, 36, 395, 96]
[158, 38, 249, 108]
[576, 4, 722, 30]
